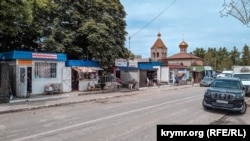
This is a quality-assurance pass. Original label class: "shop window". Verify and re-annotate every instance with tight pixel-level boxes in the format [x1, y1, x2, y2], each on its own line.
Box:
[35, 62, 57, 78]
[20, 68, 25, 83]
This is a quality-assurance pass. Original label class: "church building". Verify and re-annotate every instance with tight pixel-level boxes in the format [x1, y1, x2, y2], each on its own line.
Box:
[150, 32, 167, 61]
[149, 32, 205, 83]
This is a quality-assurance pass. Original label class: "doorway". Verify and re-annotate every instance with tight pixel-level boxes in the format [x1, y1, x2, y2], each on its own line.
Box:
[17, 66, 32, 98]
[27, 67, 32, 97]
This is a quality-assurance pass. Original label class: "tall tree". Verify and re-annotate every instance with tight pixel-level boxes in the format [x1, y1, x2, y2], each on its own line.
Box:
[230, 46, 241, 65]
[0, 0, 33, 51]
[42, 0, 130, 70]
[0, 0, 130, 71]
[191, 47, 206, 58]
[241, 44, 250, 65]
[71, 0, 130, 69]
[216, 47, 230, 71]
[204, 47, 216, 69]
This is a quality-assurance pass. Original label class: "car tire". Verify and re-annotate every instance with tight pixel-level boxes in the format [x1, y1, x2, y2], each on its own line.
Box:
[245, 93, 250, 97]
[202, 99, 210, 110]
[239, 102, 247, 114]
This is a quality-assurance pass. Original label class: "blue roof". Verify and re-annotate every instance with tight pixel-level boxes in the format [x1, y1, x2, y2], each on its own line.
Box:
[138, 61, 163, 69]
[117, 66, 138, 71]
[66, 60, 100, 67]
[0, 50, 67, 61]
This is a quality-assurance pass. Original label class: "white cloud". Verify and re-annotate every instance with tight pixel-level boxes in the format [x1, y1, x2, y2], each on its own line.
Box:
[121, 0, 250, 58]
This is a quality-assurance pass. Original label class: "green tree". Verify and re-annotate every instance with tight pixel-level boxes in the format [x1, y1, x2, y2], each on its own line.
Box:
[229, 46, 241, 65]
[191, 47, 206, 58]
[204, 47, 216, 69]
[241, 44, 250, 65]
[0, 0, 33, 51]
[70, 0, 129, 70]
[42, 0, 130, 70]
[216, 47, 230, 71]
[0, 0, 130, 71]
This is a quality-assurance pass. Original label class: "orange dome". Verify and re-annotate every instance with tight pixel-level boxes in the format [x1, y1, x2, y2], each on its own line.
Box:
[179, 41, 188, 48]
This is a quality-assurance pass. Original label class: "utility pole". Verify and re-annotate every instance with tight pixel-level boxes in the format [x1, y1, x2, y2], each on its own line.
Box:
[129, 36, 131, 50]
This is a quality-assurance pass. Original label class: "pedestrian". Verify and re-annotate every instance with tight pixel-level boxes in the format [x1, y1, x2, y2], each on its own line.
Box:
[175, 75, 179, 86]
[146, 76, 150, 87]
[128, 80, 133, 90]
[191, 77, 194, 86]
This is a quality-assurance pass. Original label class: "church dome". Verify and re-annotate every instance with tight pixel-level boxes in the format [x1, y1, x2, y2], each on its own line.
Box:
[179, 40, 188, 49]
[157, 32, 161, 37]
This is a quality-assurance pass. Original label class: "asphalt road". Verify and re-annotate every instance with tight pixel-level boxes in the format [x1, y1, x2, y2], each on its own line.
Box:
[0, 86, 249, 141]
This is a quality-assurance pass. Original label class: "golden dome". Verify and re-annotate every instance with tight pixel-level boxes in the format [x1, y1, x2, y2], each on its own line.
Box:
[179, 40, 188, 48]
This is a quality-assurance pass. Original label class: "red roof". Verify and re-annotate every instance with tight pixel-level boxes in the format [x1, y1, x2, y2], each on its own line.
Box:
[151, 32, 167, 49]
[167, 52, 201, 60]
[168, 64, 187, 69]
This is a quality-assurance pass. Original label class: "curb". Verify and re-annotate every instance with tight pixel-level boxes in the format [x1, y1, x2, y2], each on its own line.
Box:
[0, 85, 196, 114]
[9, 94, 70, 104]
[0, 93, 138, 114]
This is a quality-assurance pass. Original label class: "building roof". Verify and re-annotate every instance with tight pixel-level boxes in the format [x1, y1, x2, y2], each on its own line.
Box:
[167, 52, 201, 60]
[168, 64, 187, 69]
[138, 61, 163, 69]
[0, 50, 67, 61]
[66, 60, 100, 67]
[179, 40, 188, 49]
[150, 32, 167, 49]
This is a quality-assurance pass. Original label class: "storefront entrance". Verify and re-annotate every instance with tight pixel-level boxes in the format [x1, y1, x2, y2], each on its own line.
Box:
[16, 66, 32, 98]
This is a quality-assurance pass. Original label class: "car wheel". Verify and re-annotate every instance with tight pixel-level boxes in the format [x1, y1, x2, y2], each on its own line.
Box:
[202, 99, 210, 110]
[239, 102, 247, 114]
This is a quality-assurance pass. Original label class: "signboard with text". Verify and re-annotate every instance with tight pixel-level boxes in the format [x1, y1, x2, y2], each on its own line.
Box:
[128, 60, 138, 68]
[115, 59, 127, 67]
[32, 53, 57, 59]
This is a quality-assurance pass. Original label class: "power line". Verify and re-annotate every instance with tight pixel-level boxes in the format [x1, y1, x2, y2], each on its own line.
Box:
[129, 0, 177, 39]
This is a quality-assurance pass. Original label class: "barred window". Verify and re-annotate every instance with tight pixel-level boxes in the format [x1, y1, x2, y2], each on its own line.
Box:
[35, 62, 57, 78]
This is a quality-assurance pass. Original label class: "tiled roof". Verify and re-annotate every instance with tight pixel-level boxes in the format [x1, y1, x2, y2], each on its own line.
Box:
[151, 32, 167, 49]
[168, 64, 187, 69]
[167, 52, 201, 60]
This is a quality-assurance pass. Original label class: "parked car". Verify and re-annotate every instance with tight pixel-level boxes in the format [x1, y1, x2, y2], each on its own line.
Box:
[200, 77, 214, 87]
[216, 70, 233, 78]
[202, 77, 247, 114]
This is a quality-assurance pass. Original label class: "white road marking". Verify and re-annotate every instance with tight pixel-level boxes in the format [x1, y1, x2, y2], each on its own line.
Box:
[13, 95, 201, 141]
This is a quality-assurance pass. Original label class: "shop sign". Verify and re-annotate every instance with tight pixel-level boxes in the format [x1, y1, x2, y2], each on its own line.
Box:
[32, 53, 57, 59]
[115, 59, 127, 67]
[128, 60, 138, 68]
[18, 59, 32, 65]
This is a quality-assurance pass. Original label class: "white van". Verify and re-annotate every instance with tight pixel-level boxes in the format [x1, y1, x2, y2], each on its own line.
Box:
[217, 70, 233, 78]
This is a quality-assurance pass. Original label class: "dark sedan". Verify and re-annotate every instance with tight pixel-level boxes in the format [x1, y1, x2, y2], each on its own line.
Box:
[200, 77, 214, 87]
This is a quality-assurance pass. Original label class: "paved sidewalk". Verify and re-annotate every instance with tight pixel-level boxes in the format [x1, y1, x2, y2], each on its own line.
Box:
[0, 84, 249, 115]
[0, 84, 183, 114]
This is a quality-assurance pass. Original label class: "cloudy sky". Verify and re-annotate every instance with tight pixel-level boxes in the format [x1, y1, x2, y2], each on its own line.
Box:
[120, 0, 250, 58]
